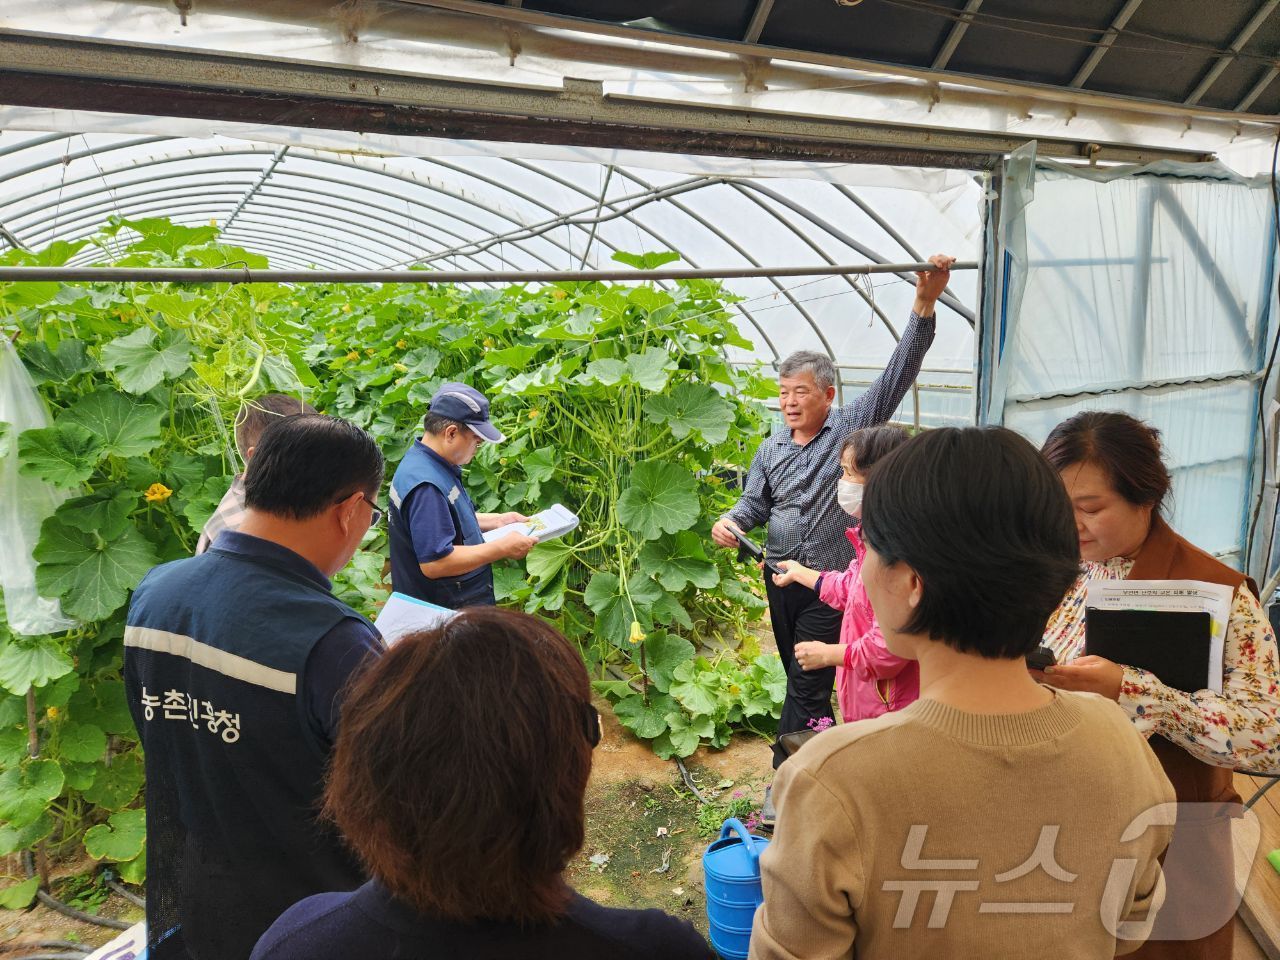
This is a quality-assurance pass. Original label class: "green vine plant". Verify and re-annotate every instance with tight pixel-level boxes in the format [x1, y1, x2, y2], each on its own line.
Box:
[0, 218, 788, 904]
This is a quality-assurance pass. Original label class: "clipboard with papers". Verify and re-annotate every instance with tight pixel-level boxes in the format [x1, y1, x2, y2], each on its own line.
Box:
[1084, 579, 1233, 693]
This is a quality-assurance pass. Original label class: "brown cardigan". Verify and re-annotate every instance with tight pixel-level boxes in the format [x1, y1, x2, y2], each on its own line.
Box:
[1125, 515, 1254, 960]
[1127, 514, 1256, 805]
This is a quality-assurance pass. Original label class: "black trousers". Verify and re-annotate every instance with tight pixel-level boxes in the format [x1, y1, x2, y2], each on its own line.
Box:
[765, 574, 842, 769]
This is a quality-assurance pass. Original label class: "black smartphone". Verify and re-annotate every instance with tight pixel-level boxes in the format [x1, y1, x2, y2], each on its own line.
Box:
[1025, 645, 1057, 671]
[731, 528, 784, 577]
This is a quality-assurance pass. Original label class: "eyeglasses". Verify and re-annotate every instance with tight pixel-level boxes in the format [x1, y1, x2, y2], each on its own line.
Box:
[361, 494, 383, 527]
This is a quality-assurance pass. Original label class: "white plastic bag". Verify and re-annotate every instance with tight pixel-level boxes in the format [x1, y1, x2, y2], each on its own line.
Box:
[0, 338, 79, 635]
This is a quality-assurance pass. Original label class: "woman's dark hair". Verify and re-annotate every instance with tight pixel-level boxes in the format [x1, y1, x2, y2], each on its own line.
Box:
[860, 426, 1080, 658]
[243, 414, 384, 519]
[324, 607, 594, 926]
[841, 425, 910, 476]
[1040, 411, 1171, 513]
[233, 393, 318, 460]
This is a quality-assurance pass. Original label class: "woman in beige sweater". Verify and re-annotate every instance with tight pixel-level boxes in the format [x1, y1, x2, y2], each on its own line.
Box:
[749, 426, 1176, 960]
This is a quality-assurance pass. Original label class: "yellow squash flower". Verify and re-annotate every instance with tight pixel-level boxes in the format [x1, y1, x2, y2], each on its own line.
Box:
[393, 362, 408, 374]
[345, 351, 360, 361]
[629, 620, 646, 644]
[144, 482, 173, 503]
[395, 339, 408, 349]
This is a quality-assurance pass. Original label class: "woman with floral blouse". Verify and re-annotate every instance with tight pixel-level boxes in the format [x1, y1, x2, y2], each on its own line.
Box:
[1038, 411, 1280, 960]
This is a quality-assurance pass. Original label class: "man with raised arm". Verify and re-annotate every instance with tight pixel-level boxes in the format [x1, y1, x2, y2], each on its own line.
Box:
[710, 255, 955, 788]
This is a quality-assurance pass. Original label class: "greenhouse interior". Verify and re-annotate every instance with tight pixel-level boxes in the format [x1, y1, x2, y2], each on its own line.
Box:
[3, 1, 1280, 959]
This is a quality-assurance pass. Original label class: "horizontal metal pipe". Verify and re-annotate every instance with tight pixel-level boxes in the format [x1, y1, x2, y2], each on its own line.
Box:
[0, 261, 976, 285]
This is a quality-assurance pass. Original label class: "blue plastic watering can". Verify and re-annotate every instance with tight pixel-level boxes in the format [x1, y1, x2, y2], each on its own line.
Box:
[703, 817, 770, 960]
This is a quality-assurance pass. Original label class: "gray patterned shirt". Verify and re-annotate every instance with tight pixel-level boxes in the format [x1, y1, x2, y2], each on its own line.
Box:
[725, 311, 936, 571]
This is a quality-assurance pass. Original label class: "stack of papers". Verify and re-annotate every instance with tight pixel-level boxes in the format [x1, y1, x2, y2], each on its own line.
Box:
[1085, 579, 1234, 692]
[483, 503, 579, 544]
[374, 592, 455, 646]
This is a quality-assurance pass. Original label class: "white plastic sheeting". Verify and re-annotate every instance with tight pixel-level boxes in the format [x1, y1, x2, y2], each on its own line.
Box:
[984, 149, 1276, 571]
[0, 121, 982, 425]
[0, 341, 79, 636]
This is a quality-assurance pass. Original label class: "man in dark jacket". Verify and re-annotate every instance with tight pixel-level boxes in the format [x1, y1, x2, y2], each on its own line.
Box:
[125, 414, 386, 960]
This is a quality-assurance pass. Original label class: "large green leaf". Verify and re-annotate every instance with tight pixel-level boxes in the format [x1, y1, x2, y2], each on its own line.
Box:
[626, 347, 675, 392]
[100, 325, 193, 394]
[181, 476, 233, 535]
[613, 692, 678, 740]
[59, 722, 107, 764]
[34, 519, 158, 622]
[642, 631, 696, 694]
[524, 447, 556, 483]
[84, 807, 146, 862]
[0, 812, 53, 856]
[0, 877, 39, 910]
[53, 491, 136, 541]
[617, 461, 700, 541]
[0, 727, 28, 767]
[526, 540, 574, 582]
[62, 390, 165, 459]
[0, 759, 65, 827]
[18, 339, 91, 385]
[644, 382, 734, 446]
[118, 851, 146, 885]
[69, 679, 135, 737]
[668, 659, 720, 717]
[584, 571, 662, 647]
[0, 635, 74, 696]
[17, 424, 105, 489]
[655, 709, 714, 759]
[80, 750, 143, 810]
[581, 358, 626, 387]
[638, 531, 720, 592]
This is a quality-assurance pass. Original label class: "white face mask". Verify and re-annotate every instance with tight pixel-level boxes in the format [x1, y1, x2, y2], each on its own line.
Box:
[837, 479, 864, 517]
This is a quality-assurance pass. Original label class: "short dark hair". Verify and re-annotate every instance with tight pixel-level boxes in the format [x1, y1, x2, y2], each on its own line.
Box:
[860, 426, 1080, 659]
[324, 607, 594, 925]
[243, 414, 384, 520]
[422, 411, 467, 437]
[841, 424, 910, 475]
[233, 394, 318, 460]
[1040, 411, 1171, 513]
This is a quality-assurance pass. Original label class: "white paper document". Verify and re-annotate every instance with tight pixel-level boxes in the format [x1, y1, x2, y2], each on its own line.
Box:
[1085, 579, 1234, 693]
[374, 591, 455, 646]
[482, 503, 579, 544]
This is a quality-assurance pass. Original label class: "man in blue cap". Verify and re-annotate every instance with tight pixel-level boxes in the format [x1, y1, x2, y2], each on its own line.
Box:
[388, 382, 537, 608]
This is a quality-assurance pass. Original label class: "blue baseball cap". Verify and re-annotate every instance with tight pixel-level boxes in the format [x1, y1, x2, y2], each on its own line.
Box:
[428, 382, 505, 443]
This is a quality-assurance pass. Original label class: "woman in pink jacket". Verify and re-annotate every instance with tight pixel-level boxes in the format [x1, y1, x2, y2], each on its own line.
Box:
[772, 425, 918, 722]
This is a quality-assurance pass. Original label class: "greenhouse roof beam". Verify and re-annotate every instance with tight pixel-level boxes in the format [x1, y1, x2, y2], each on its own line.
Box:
[932, 0, 983, 71]
[1069, 0, 1144, 89]
[500, 159, 788, 359]
[24, 190, 247, 249]
[0, 135, 169, 189]
[743, 0, 775, 44]
[733, 180, 975, 325]
[10, 180, 257, 237]
[1186, 0, 1280, 106]
[498, 160, 780, 356]
[400, 176, 720, 269]
[0, 261, 977, 284]
[0, 31, 1216, 168]
[222, 146, 289, 232]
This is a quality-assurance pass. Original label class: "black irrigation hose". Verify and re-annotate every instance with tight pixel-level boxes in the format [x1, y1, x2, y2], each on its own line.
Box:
[20, 852, 133, 932]
[5, 953, 91, 960]
[104, 879, 145, 910]
[1, 942, 91, 957]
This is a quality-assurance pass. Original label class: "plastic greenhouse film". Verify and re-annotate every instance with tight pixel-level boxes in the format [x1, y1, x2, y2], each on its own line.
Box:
[0, 339, 80, 635]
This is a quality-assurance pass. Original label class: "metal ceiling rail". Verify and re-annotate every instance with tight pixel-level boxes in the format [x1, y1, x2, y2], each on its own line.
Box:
[0, 261, 978, 285]
[0, 31, 1216, 168]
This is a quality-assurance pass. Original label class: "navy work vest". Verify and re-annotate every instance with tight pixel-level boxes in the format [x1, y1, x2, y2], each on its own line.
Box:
[123, 538, 373, 960]
[388, 441, 495, 608]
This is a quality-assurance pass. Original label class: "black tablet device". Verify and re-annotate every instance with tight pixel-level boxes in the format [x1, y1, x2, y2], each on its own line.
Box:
[730, 527, 784, 577]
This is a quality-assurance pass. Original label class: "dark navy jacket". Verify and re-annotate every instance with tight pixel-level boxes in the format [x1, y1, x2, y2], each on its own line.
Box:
[124, 532, 381, 960]
[388, 440, 495, 608]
